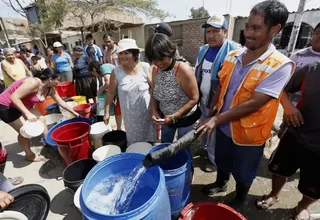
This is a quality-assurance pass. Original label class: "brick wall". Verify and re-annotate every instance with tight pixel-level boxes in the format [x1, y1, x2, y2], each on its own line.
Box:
[178, 21, 205, 66]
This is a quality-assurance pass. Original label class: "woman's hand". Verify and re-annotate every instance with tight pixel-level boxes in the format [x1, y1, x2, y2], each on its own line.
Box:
[163, 115, 173, 126]
[25, 112, 38, 122]
[72, 111, 80, 118]
[151, 110, 161, 124]
[0, 191, 14, 208]
[104, 112, 110, 125]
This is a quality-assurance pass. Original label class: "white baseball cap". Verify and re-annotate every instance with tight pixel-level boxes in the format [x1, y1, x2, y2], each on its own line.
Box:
[202, 14, 228, 29]
[53, 41, 63, 48]
[118, 39, 139, 53]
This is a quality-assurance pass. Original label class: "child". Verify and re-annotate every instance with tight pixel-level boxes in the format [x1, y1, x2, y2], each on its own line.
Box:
[84, 34, 103, 63]
[31, 56, 42, 72]
[88, 61, 122, 130]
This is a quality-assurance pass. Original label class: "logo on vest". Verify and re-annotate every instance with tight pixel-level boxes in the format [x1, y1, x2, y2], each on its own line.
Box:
[251, 71, 261, 81]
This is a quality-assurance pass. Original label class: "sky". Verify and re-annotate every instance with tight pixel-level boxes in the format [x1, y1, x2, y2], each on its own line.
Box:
[0, 0, 319, 22]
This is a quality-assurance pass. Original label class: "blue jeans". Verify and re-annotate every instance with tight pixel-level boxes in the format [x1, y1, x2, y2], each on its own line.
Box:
[215, 128, 264, 185]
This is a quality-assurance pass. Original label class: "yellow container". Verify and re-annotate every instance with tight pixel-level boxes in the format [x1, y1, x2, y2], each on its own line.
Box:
[71, 96, 87, 104]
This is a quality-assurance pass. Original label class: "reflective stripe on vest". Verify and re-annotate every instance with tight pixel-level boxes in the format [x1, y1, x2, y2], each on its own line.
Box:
[217, 50, 295, 146]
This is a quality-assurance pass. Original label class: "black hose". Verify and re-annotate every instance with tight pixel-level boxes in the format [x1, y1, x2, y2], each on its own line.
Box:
[143, 130, 199, 168]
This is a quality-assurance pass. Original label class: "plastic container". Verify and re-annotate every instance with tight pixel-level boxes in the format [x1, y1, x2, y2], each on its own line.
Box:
[96, 93, 105, 116]
[34, 96, 56, 116]
[6, 184, 50, 220]
[89, 122, 112, 150]
[51, 122, 92, 166]
[80, 153, 171, 220]
[0, 143, 7, 174]
[102, 130, 127, 152]
[45, 117, 92, 151]
[0, 211, 28, 219]
[45, 103, 60, 114]
[62, 158, 97, 195]
[74, 184, 83, 212]
[72, 96, 87, 104]
[20, 121, 44, 138]
[126, 142, 153, 155]
[92, 145, 121, 163]
[56, 81, 76, 97]
[178, 202, 247, 220]
[59, 101, 77, 119]
[73, 104, 92, 118]
[44, 113, 63, 130]
[149, 144, 192, 219]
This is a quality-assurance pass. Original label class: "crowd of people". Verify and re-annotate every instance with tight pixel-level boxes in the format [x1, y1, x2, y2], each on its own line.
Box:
[0, 0, 319, 218]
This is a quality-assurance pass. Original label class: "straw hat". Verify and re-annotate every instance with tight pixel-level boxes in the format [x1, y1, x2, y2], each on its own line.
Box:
[118, 39, 139, 53]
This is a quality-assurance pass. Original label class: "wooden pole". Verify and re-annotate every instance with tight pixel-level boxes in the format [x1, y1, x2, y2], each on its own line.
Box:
[286, 0, 307, 57]
[0, 17, 11, 48]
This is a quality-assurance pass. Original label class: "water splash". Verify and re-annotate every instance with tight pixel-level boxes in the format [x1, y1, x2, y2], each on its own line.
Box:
[86, 163, 147, 215]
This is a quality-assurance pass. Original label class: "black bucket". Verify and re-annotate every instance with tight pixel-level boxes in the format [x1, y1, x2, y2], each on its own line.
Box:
[62, 158, 97, 194]
[102, 130, 127, 152]
[5, 184, 50, 220]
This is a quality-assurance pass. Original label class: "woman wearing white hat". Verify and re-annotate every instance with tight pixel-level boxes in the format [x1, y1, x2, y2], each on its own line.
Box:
[52, 42, 73, 82]
[104, 38, 156, 145]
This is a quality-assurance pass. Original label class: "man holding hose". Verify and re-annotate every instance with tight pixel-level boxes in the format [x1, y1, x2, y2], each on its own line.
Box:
[196, 0, 294, 213]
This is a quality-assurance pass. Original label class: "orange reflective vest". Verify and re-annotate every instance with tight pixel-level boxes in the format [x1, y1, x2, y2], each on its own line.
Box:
[216, 50, 295, 146]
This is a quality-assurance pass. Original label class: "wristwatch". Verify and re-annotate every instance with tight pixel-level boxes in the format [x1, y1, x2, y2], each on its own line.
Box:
[170, 114, 176, 123]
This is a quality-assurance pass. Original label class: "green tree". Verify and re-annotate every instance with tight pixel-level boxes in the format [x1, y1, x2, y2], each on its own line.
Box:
[190, 6, 210, 19]
[1, 0, 68, 47]
[68, 0, 169, 33]
[29, 0, 68, 47]
[2, 0, 168, 44]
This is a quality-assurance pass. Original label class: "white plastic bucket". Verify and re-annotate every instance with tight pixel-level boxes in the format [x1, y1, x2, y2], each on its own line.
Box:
[90, 122, 112, 150]
[126, 142, 153, 155]
[92, 145, 121, 163]
[73, 184, 82, 213]
[44, 113, 63, 130]
[59, 101, 77, 120]
[20, 121, 44, 138]
[0, 211, 28, 220]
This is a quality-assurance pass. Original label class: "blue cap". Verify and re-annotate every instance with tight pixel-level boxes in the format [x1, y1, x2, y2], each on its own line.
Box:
[202, 14, 228, 29]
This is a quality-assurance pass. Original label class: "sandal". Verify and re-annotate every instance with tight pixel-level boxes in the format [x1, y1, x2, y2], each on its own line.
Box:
[8, 176, 24, 185]
[292, 207, 310, 220]
[256, 195, 279, 210]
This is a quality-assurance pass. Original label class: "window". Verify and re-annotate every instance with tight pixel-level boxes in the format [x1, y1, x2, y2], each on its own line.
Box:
[128, 29, 132, 38]
[279, 23, 313, 49]
[171, 25, 182, 40]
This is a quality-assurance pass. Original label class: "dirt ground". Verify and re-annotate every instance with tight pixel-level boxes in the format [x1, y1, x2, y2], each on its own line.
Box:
[0, 107, 319, 220]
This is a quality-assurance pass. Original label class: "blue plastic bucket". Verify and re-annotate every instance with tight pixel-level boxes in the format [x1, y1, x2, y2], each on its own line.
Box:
[45, 117, 92, 151]
[80, 153, 171, 219]
[45, 103, 60, 114]
[149, 144, 192, 219]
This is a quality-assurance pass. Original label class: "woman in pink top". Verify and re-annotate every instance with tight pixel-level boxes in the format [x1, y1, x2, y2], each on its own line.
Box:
[0, 68, 79, 162]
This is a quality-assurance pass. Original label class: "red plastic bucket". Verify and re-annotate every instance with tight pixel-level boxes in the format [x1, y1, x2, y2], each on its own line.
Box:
[56, 82, 76, 97]
[51, 122, 91, 166]
[178, 202, 246, 220]
[73, 104, 92, 118]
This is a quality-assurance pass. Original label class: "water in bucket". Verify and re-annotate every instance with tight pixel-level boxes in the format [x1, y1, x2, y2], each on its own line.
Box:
[86, 163, 148, 215]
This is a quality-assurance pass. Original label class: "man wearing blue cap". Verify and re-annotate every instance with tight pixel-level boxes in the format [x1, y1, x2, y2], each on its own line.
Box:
[195, 14, 240, 172]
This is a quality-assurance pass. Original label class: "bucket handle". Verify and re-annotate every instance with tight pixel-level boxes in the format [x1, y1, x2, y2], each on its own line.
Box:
[69, 139, 83, 158]
[179, 202, 194, 219]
